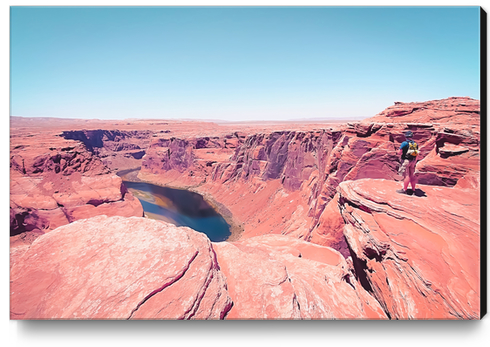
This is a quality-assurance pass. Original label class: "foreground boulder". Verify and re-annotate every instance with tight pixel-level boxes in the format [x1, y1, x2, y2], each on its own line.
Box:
[337, 179, 480, 319]
[10, 216, 232, 320]
[213, 234, 387, 319]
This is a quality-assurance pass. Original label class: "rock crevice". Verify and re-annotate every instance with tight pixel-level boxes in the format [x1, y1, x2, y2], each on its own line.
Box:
[337, 179, 480, 319]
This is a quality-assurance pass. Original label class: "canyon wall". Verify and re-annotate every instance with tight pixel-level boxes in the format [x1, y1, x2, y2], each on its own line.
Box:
[61, 129, 153, 171]
[11, 176, 480, 319]
[9, 130, 144, 260]
[137, 97, 480, 251]
[10, 96, 481, 319]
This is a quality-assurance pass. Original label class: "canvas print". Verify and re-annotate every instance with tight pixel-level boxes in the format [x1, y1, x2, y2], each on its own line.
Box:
[9, 6, 483, 320]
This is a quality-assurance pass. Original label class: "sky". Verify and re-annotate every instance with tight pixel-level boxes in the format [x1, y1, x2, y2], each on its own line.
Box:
[10, 6, 481, 121]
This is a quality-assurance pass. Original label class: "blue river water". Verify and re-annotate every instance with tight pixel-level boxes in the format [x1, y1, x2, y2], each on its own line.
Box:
[121, 179, 231, 242]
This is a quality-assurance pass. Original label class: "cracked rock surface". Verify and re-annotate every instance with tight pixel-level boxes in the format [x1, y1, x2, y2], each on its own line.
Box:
[10, 215, 232, 320]
[338, 179, 480, 319]
[213, 234, 387, 319]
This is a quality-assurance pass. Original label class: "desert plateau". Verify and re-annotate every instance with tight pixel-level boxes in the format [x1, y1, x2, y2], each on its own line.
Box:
[9, 96, 482, 320]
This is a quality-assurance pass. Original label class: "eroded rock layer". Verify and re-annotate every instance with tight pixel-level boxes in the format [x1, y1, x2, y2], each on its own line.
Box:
[10, 216, 232, 320]
[138, 97, 479, 246]
[213, 234, 387, 319]
[9, 96, 481, 320]
[337, 179, 480, 319]
[364, 96, 480, 126]
[9, 132, 144, 252]
[60, 129, 153, 171]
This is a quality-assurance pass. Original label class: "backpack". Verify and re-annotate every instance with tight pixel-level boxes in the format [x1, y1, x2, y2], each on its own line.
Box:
[406, 140, 419, 157]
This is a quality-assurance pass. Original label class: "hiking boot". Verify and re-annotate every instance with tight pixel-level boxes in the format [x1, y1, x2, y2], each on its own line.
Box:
[406, 189, 414, 196]
[396, 189, 407, 194]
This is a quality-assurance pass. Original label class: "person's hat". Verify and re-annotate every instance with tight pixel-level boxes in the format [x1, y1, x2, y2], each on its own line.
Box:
[404, 130, 413, 138]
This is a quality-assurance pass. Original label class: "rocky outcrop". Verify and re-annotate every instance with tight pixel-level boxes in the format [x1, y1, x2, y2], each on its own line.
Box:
[9, 184, 481, 320]
[9, 134, 144, 244]
[10, 216, 232, 320]
[10, 140, 109, 177]
[337, 179, 480, 319]
[414, 127, 480, 187]
[10, 215, 388, 320]
[308, 194, 350, 258]
[141, 133, 246, 186]
[61, 129, 151, 151]
[60, 129, 153, 171]
[213, 234, 387, 319]
[364, 97, 480, 126]
[358, 97, 480, 187]
[9, 97, 481, 320]
[139, 115, 479, 244]
[9, 171, 144, 267]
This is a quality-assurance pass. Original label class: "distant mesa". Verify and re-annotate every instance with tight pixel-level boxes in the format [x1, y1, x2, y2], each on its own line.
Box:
[364, 96, 479, 126]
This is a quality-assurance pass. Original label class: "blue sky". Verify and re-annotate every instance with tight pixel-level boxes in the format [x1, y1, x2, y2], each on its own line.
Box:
[10, 6, 480, 121]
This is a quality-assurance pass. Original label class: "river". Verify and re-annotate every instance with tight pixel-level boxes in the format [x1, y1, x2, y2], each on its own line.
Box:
[117, 169, 231, 242]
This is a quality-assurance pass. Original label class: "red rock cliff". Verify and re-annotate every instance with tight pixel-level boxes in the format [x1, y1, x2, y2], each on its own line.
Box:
[10, 97, 481, 320]
[138, 97, 479, 252]
[337, 179, 480, 319]
[9, 131, 144, 255]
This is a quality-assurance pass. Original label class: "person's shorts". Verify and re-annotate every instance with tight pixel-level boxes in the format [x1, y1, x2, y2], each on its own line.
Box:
[398, 159, 416, 178]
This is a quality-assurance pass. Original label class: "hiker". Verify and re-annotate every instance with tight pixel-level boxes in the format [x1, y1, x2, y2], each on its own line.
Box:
[397, 130, 419, 195]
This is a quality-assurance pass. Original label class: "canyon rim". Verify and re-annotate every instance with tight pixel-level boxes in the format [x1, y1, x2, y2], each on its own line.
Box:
[9, 96, 482, 320]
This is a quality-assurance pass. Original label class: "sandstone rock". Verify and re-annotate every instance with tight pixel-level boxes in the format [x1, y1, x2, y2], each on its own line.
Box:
[308, 194, 350, 258]
[60, 129, 152, 169]
[213, 234, 387, 319]
[10, 140, 109, 176]
[141, 135, 242, 187]
[414, 130, 480, 187]
[454, 171, 480, 189]
[10, 206, 70, 235]
[364, 97, 480, 126]
[337, 179, 480, 319]
[10, 193, 59, 210]
[10, 97, 481, 320]
[138, 101, 479, 248]
[53, 174, 123, 207]
[62, 191, 143, 223]
[9, 124, 145, 239]
[10, 171, 143, 237]
[10, 216, 232, 320]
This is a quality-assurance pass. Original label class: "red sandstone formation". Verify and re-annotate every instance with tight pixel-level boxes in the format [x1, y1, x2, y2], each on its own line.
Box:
[9, 130, 144, 252]
[213, 234, 387, 319]
[363, 98, 480, 189]
[10, 216, 232, 319]
[10, 215, 386, 320]
[364, 96, 480, 126]
[138, 97, 480, 244]
[9, 96, 481, 320]
[338, 179, 480, 319]
[309, 194, 349, 257]
[60, 129, 152, 172]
